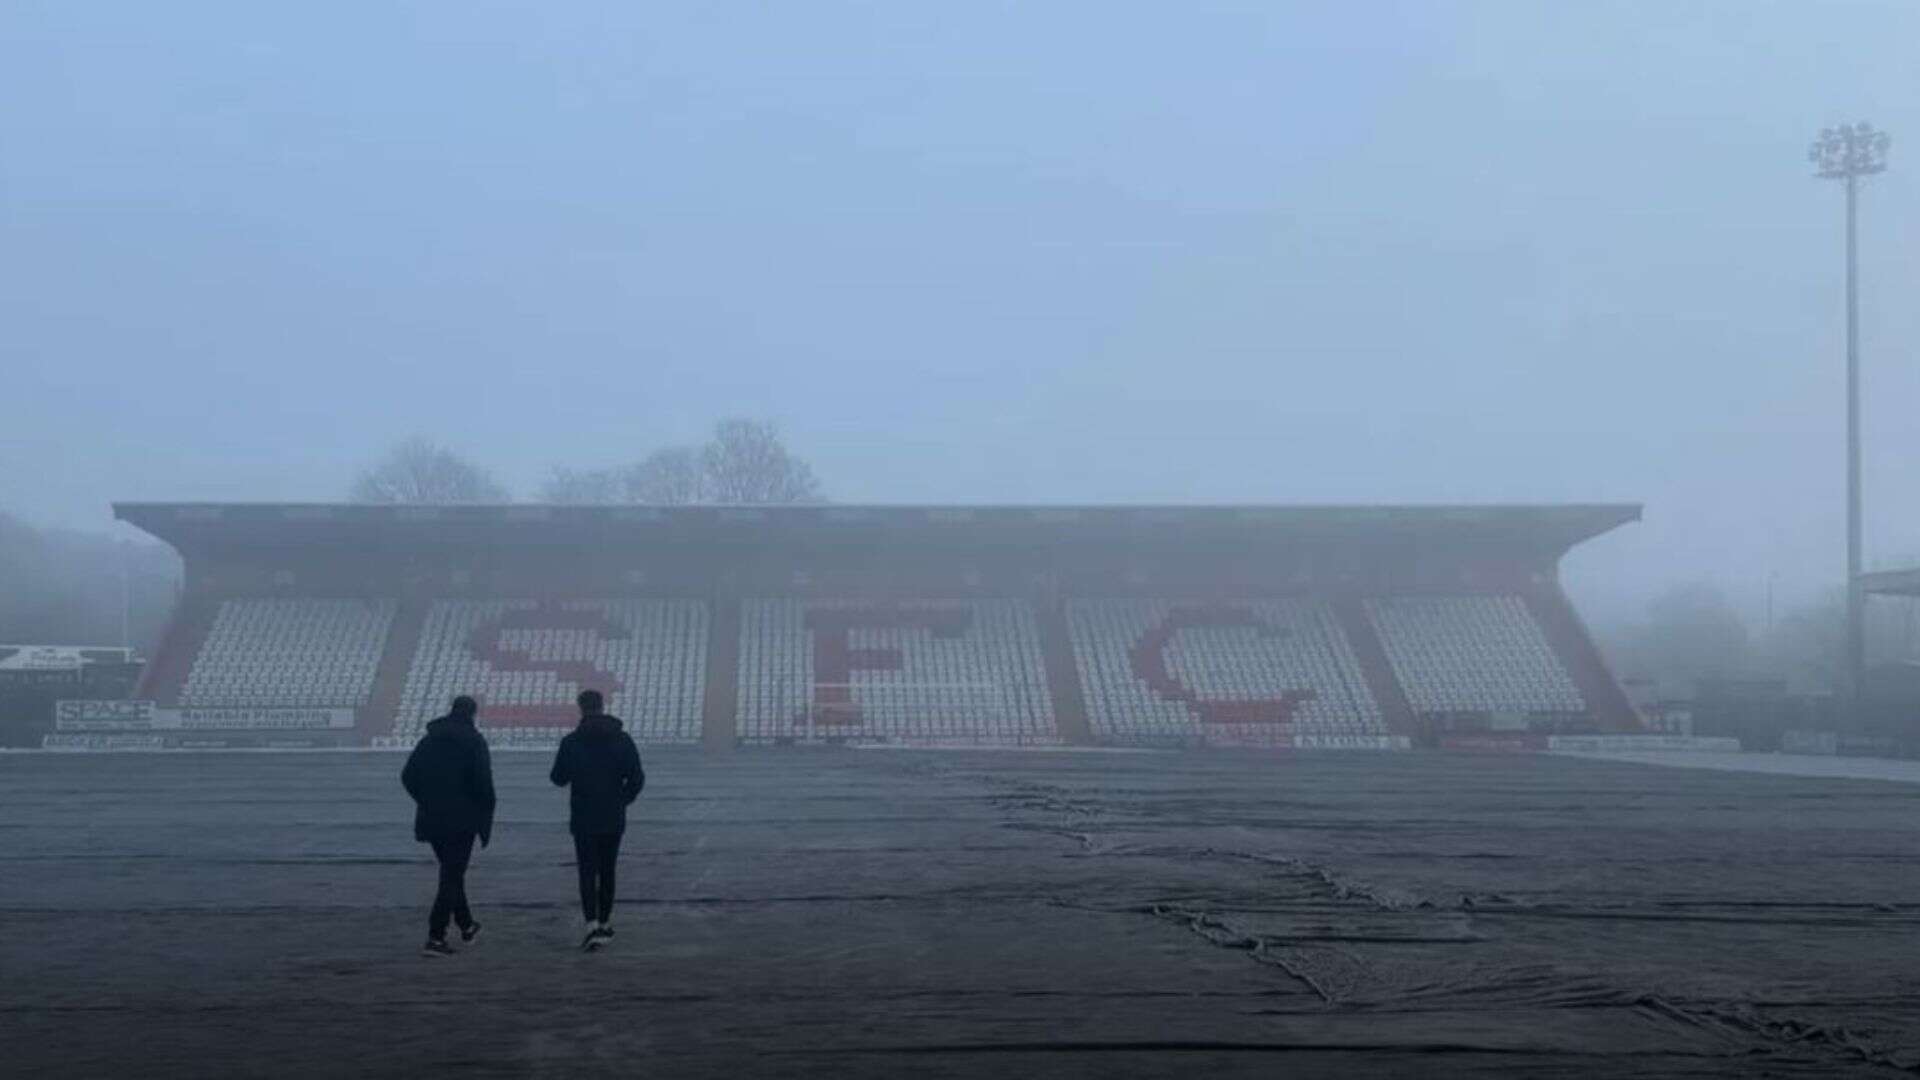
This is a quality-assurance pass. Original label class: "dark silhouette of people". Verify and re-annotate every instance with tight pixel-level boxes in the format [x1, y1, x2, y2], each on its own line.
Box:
[400, 695, 495, 957]
[549, 688, 645, 951]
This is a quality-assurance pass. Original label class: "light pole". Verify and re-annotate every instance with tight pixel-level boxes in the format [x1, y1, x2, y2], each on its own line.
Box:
[1809, 122, 1891, 711]
[120, 543, 131, 649]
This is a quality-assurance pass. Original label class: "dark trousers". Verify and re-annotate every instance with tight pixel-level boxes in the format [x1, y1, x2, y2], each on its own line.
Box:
[428, 832, 477, 939]
[573, 832, 623, 923]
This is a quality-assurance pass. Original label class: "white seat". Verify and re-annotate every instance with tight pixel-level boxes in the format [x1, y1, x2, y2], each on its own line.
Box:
[178, 599, 394, 709]
[737, 599, 1058, 747]
[1067, 599, 1387, 747]
[1366, 595, 1585, 716]
[394, 599, 708, 745]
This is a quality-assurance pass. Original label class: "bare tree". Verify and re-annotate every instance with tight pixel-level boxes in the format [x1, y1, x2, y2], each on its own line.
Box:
[350, 437, 508, 504]
[539, 466, 620, 504]
[542, 418, 824, 506]
[700, 418, 822, 504]
[620, 446, 708, 505]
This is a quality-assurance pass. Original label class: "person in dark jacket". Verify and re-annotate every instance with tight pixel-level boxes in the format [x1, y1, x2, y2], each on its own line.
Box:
[549, 688, 644, 951]
[401, 696, 496, 957]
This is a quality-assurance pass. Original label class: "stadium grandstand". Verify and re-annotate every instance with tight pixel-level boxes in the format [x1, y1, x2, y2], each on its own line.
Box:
[64, 502, 1644, 750]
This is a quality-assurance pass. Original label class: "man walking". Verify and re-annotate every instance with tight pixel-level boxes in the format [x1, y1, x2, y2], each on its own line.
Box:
[549, 689, 645, 951]
[401, 695, 496, 957]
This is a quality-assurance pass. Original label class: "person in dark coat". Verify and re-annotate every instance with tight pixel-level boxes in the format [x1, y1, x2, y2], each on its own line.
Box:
[401, 695, 496, 957]
[549, 688, 644, 951]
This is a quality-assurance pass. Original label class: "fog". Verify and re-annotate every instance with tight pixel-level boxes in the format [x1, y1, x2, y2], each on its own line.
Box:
[3, 2, 1917, 630]
[9, 11, 1920, 1071]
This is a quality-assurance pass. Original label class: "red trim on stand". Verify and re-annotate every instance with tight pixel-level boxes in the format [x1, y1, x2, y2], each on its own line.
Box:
[801, 605, 972, 728]
[134, 597, 216, 705]
[1127, 605, 1314, 726]
[704, 597, 740, 751]
[1330, 596, 1418, 739]
[1524, 584, 1641, 732]
[361, 598, 426, 737]
[1035, 600, 1093, 746]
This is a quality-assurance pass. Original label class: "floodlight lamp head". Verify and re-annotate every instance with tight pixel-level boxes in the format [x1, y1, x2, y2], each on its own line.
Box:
[1811, 122, 1891, 180]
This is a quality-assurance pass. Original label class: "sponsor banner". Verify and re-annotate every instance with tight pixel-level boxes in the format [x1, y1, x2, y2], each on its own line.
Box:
[164, 708, 356, 731]
[1547, 735, 1742, 754]
[37, 730, 368, 751]
[1837, 734, 1900, 757]
[1, 646, 133, 671]
[1781, 730, 1839, 756]
[1292, 734, 1412, 751]
[1441, 734, 1549, 752]
[0, 668, 84, 688]
[167, 736, 246, 749]
[56, 702, 354, 732]
[56, 700, 157, 731]
[483, 729, 564, 749]
[2, 646, 83, 671]
[41, 733, 168, 751]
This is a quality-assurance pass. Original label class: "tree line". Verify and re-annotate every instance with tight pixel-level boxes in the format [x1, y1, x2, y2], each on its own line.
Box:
[0, 416, 1891, 694]
[0, 513, 180, 652]
[0, 418, 825, 648]
[1596, 581, 1894, 701]
[350, 418, 823, 506]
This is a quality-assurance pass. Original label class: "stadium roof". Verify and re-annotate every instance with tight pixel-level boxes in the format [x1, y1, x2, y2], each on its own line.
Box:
[1859, 568, 1920, 597]
[115, 502, 1640, 556]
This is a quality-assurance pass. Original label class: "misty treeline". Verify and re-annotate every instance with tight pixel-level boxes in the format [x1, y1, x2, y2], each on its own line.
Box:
[349, 437, 509, 504]
[351, 419, 823, 506]
[541, 418, 822, 505]
[0, 417, 822, 648]
[0, 512, 179, 652]
[1599, 582, 1914, 699]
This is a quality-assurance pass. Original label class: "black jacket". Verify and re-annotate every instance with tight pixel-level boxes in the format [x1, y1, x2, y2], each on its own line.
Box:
[549, 714, 645, 836]
[401, 714, 497, 845]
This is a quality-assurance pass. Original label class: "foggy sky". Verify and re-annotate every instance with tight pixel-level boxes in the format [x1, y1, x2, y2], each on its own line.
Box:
[2, 2, 1916, 629]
